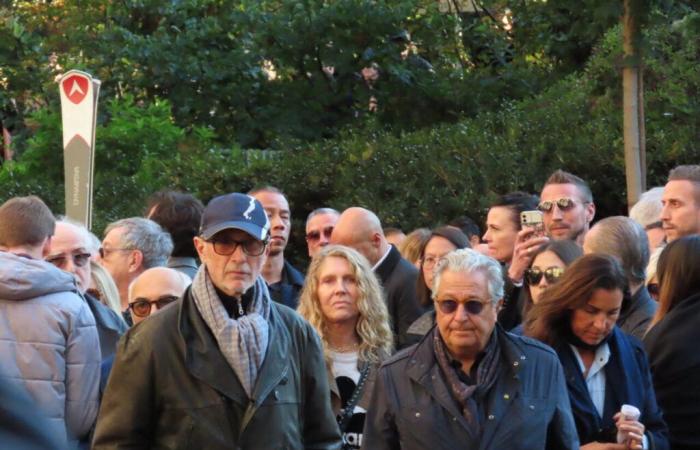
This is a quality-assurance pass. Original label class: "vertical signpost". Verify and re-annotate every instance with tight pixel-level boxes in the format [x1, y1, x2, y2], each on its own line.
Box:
[58, 70, 100, 229]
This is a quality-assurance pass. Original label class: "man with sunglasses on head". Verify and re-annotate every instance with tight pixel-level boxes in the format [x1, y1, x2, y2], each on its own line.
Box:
[539, 169, 596, 245]
[583, 216, 657, 340]
[249, 186, 304, 309]
[94, 192, 341, 449]
[363, 248, 579, 450]
[305, 207, 340, 258]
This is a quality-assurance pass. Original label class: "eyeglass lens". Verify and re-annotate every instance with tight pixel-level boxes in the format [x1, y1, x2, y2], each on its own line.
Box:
[538, 198, 576, 213]
[526, 267, 564, 284]
[212, 238, 265, 256]
[306, 226, 334, 242]
[130, 295, 179, 317]
[436, 299, 485, 316]
[47, 252, 91, 268]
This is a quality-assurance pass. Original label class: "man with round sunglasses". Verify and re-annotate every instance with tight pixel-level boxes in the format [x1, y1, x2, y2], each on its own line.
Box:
[305, 207, 340, 258]
[127, 267, 190, 325]
[539, 169, 596, 245]
[363, 248, 579, 450]
[94, 192, 341, 449]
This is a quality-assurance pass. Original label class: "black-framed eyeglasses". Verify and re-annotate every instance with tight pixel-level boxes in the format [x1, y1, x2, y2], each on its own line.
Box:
[421, 256, 446, 270]
[99, 247, 132, 259]
[46, 252, 91, 269]
[306, 226, 334, 242]
[208, 236, 268, 256]
[434, 298, 490, 316]
[128, 295, 179, 318]
[537, 197, 581, 213]
[525, 267, 564, 285]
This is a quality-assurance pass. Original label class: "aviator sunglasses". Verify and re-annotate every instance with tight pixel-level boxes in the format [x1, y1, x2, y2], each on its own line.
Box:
[525, 267, 564, 285]
[537, 197, 579, 213]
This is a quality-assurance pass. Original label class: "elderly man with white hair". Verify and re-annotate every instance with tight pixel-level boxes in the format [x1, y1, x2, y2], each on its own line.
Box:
[629, 187, 666, 251]
[362, 248, 578, 450]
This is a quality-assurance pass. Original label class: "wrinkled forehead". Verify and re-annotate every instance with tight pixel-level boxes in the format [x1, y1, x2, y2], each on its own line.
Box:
[52, 223, 91, 254]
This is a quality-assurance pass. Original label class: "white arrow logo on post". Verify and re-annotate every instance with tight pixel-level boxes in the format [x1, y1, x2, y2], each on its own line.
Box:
[69, 80, 85, 97]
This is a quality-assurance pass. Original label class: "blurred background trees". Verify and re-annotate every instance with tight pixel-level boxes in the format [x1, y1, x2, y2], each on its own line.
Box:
[0, 0, 698, 264]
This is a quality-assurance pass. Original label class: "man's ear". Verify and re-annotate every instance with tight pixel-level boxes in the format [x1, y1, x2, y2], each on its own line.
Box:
[495, 298, 504, 314]
[586, 202, 596, 223]
[193, 236, 206, 260]
[41, 236, 52, 258]
[128, 249, 144, 273]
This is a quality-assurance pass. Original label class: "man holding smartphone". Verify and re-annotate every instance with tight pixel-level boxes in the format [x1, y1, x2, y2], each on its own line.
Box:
[538, 169, 596, 246]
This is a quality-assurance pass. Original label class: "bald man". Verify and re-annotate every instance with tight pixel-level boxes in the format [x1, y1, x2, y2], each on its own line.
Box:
[331, 207, 422, 349]
[127, 267, 190, 325]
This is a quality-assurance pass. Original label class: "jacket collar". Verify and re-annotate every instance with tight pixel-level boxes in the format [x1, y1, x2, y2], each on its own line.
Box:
[179, 287, 290, 406]
[406, 325, 528, 443]
[373, 245, 400, 284]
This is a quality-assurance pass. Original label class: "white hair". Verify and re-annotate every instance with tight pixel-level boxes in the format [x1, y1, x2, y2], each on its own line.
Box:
[629, 187, 664, 228]
[431, 248, 504, 305]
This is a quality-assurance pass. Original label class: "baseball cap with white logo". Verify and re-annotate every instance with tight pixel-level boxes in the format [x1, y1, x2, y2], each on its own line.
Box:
[199, 193, 270, 241]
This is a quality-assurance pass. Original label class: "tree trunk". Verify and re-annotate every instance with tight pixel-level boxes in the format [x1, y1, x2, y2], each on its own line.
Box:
[622, 0, 645, 212]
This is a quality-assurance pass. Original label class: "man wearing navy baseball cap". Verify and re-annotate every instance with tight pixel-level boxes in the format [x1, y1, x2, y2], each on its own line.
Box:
[94, 193, 341, 449]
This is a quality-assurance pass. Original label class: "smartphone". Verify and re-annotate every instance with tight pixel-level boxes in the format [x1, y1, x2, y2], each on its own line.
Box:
[520, 210, 544, 237]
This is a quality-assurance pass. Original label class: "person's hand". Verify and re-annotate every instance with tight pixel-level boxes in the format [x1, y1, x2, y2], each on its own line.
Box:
[614, 412, 645, 450]
[507, 228, 548, 283]
[580, 442, 626, 450]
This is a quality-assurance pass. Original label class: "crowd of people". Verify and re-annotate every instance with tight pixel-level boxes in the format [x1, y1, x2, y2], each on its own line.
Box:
[1, 165, 699, 450]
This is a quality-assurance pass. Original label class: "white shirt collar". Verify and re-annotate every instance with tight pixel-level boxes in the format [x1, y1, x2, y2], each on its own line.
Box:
[372, 245, 392, 271]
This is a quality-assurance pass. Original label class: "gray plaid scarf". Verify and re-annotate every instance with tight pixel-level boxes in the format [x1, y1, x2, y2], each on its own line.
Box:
[192, 268, 270, 397]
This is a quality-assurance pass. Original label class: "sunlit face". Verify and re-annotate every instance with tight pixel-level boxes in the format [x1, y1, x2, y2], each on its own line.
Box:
[528, 251, 566, 304]
[661, 180, 700, 242]
[194, 229, 269, 297]
[100, 227, 137, 292]
[540, 183, 594, 242]
[434, 269, 498, 360]
[421, 236, 458, 291]
[252, 191, 291, 256]
[46, 222, 92, 293]
[483, 206, 519, 263]
[570, 288, 622, 346]
[317, 256, 360, 326]
[305, 212, 339, 258]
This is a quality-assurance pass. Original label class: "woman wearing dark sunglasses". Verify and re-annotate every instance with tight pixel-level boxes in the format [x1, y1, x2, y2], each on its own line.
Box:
[525, 254, 669, 450]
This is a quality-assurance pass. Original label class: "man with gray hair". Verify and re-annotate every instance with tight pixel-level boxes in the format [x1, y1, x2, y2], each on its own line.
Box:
[305, 207, 340, 258]
[630, 187, 665, 251]
[100, 217, 173, 323]
[363, 248, 578, 449]
[583, 216, 657, 340]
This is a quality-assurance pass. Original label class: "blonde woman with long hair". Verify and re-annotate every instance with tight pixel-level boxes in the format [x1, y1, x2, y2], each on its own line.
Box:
[298, 245, 393, 450]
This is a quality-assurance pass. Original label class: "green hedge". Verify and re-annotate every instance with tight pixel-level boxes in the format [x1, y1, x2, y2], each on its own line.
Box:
[1, 12, 698, 267]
